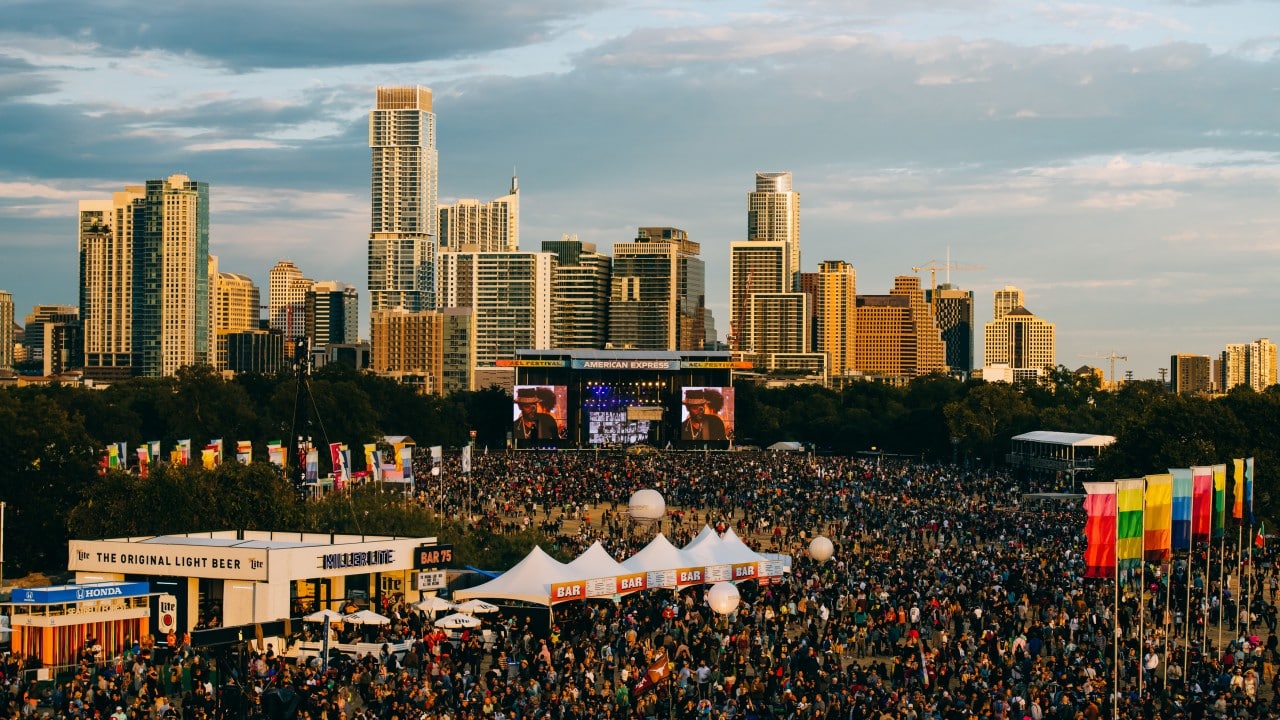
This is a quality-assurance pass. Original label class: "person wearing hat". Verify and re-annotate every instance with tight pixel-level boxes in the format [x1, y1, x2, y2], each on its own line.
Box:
[681, 389, 726, 441]
[513, 388, 560, 440]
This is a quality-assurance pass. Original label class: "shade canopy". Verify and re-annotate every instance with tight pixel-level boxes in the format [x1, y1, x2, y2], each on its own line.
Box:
[452, 546, 571, 606]
[434, 612, 482, 629]
[455, 599, 500, 614]
[343, 610, 391, 625]
[414, 596, 457, 614]
[303, 609, 346, 623]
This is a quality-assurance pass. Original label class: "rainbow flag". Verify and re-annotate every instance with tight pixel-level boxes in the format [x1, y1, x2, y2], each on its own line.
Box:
[1117, 478, 1145, 575]
[1171, 468, 1193, 550]
[1083, 482, 1117, 578]
[1144, 473, 1173, 562]
[1192, 466, 1213, 543]
[1233, 458, 1245, 522]
[1212, 464, 1227, 538]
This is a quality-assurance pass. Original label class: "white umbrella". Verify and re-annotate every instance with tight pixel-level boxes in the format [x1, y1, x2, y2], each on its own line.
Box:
[343, 609, 391, 625]
[454, 599, 499, 615]
[433, 612, 482, 629]
[303, 609, 346, 623]
[415, 596, 457, 615]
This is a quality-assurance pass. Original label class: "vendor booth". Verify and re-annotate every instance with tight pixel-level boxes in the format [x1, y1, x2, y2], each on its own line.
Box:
[67, 531, 442, 638]
[5, 581, 152, 667]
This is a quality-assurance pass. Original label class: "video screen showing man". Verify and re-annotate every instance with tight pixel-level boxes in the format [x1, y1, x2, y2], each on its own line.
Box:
[680, 388, 728, 441]
[513, 387, 563, 441]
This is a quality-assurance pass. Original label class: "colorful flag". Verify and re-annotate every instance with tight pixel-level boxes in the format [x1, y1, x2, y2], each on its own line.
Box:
[461, 445, 472, 474]
[402, 447, 415, 485]
[1256, 521, 1266, 550]
[236, 441, 252, 464]
[177, 439, 191, 466]
[1192, 466, 1213, 543]
[107, 444, 120, 469]
[1143, 473, 1173, 562]
[631, 650, 672, 697]
[267, 440, 284, 466]
[201, 448, 217, 470]
[149, 441, 161, 465]
[1246, 457, 1255, 526]
[393, 442, 407, 471]
[1083, 481, 1117, 579]
[1117, 478, 1145, 575]
[364, 444, 377, 477]
[370, 450, 384, 483]
[117, 442, 128, 471]
[1213, 464, 1227, 538]
[1170, 468, 1192, 551]
[305, 449, 319, 484]
[329, 443, 349, 489]
[1233, 458, 1245, 522]
[137, 446, 150, 479]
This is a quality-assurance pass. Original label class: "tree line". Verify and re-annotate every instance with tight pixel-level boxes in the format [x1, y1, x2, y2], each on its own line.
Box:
[0, 364, 1274, 575]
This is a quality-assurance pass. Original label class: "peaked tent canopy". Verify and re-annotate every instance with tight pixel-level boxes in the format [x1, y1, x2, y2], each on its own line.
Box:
[682, 526, 726, 566]
[719, 528, 771, 565]
[767, 441, 805, 451]
[620, 533, 696, 575]
[564, 541, 627, 581]
[453, 546, 572, 606]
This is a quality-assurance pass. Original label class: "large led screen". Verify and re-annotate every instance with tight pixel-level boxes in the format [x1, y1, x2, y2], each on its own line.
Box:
[587, 411, 652, 445]
[512, 385, 568, 443]
[678, 386, 735, 442]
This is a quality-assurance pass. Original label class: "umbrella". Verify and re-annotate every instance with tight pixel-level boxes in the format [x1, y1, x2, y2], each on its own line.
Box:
[434, 612, 482, 629]
[454, 599, 499, 614]
[343, 609, 391, 625]
[303, 609, 346, 623]
[415, 596, 457, 615]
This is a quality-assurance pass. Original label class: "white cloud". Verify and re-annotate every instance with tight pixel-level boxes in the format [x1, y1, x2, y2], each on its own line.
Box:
[1079, 188, 1186, 208]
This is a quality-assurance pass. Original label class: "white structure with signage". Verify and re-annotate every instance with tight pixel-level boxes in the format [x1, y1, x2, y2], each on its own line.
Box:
[69, 531, 439, 635]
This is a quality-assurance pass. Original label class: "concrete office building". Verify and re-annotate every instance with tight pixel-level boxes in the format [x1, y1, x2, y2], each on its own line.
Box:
[306, 282, 359, 351]
[543, 235, 611, 350]
[609, 228, 705, 352]
[268, 261, 312, 340]
[993, 285, 1024, 321]
[439, 252, 553, 370]
[211, 258, 261, 372]
[854, 276, 947, 380]
[814, 260, 857, 377]
[370, 307, 476, 395]
[984, 286, 1056, 381]
[747, 172, 801, 291]
[79, 186, 145, 380]
[1170, 354, 1212, 395]
[728, 241, 789, 356]
[369, 86, 438, 313]
[1220, 339, 1277, 392]
[439, 176, 519, 254]
[0, 291, 11, 370]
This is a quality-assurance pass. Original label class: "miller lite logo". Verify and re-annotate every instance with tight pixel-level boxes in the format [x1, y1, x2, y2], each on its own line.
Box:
[554, 584, 582, 599]
[618, 576, 645, 591]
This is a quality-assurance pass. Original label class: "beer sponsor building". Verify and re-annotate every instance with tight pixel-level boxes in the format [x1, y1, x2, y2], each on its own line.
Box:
[68, 531, 442, 637]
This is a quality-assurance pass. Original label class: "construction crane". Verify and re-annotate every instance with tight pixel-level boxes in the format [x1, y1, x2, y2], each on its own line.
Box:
[1080, 351, 1128, 386]
[912, 250, 985, 312]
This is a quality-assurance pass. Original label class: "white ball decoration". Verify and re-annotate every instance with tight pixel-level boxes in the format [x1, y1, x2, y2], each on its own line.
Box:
[706, 582, 741, 616]
[628, 488, 666, 523]
[809, 535, 835, 563]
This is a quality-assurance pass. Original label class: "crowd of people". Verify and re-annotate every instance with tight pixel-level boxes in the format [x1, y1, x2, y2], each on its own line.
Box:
[7, 450, 1280, 720]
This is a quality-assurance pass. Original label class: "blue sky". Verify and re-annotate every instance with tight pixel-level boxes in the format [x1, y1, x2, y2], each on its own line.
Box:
[1, 0, 1277, 379]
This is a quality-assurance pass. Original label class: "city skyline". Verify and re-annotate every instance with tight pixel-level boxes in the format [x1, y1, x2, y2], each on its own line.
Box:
[2, 0, 1278, 378]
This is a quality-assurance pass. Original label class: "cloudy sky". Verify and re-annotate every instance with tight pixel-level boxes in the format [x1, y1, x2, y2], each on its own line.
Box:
[2, 0, 1277, 379]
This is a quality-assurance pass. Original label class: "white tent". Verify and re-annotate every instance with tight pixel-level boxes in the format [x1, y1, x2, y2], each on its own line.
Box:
[455, 599, 500, 614]
[563, 541, 627, 581]
[620, 533, 696, 575]
[415, 596, 457, 615]
[719, 528, 772, 565]
[453, 546, 572, 606]
[303, 608, 346, 623]
[681, 526, 725, 566]
[767, 441, 805, 451]
[343, 609, 391, 625]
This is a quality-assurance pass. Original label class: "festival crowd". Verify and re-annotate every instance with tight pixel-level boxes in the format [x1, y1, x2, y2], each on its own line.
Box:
[6, 451, 1280, 720]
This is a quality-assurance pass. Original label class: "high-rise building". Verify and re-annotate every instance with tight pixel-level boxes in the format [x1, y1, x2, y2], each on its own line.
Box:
[80, 186, 145, 379]
[984, 287, 1055, 380]
[225, 331, 286, 375]
[439, 175, 519, 254]
[543, 235, 611, 349]
[130, 174, 211, 377]
[815, 260, 857, 376]
[306, 282, 359, 351]
[728, 240, 788, 355]
[212, 264, 261, 372]
[369, 86, 438, 313]
[750, 293, 811, 367]
[747, 172, 800, 291]
[926, 283, 975, 377]
[439, 251, 554, 369]
[370, 307, 476, 394]
[0, 291, 13, 370]
[853, 276, 947, 379]
[1220, 339, 1277, 392]
[609, 227, 705, 351]
[993, 285, 1024, 321]
[1170, 354, 1212, 394]
[268, 261, 312, 340]
[23, 305, 81, 376]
